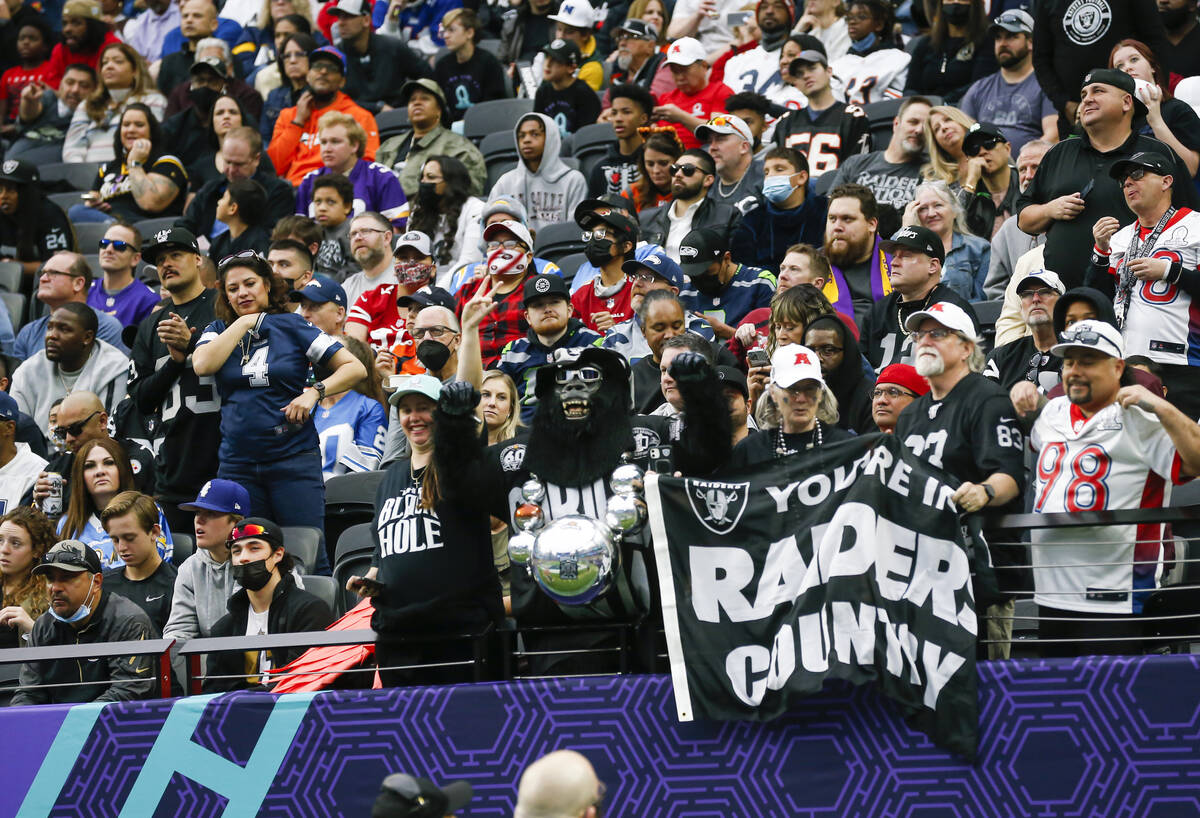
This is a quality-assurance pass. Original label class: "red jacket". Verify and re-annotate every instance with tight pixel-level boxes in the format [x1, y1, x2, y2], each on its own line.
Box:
[45, 31, 122, 88]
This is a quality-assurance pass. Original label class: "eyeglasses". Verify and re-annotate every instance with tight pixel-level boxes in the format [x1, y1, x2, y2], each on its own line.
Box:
[486, 239, 524, 251]
[670, 163, 703, 177]
[309, 61, 341, 74]
[98, 238, 133, 251]
[40, 267, 83, 279]
[52, 409, 101, 441]
[630, 270, 663, 283]
[810, 344, 843, 357]
[555, 365, 602, 384]
[1121, 168, 1155, 183]
[581, 228, 613, 240]
[1019, 287, 1058, 301]
[910, 328, 956, 342]
[871, 386, 915, 400]
[965, 137, 1004, 156]
[1060, 328, 1103, 345]
[349, 227, 389, 239]
[410, 326, 455, 339]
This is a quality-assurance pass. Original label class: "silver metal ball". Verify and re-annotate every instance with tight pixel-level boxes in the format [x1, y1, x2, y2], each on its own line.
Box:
[530, 515, 619, 605]
[609, 463, 645, 496]
[604, 493, 647, 534]
[513, 502, 544, 532]
[508, 531, 536, 565]
[520, 479, 546, 504]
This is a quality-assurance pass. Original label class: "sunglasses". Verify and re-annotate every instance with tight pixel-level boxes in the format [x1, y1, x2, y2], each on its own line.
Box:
[218, 249, 270, 275]
[42, 548, 95, 570]
[555, 365, 603, 384]
[229, 522, 272, 542]
[966, 137, 1004, 156]
[1120, 168, 1156, 182]
[670, 163, 703, 177]
[98, 238, 133, 251]
[1060, 328, 1104, 345]
[52, 409, 101, 441]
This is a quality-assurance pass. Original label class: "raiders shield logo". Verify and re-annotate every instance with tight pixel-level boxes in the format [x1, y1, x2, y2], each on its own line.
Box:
[154, 229, 171, 244]
[1, 160, 16, 175]
[686, 479, 750, 535]
[500, 444, 526, 472]
[632, 427, 660, 456]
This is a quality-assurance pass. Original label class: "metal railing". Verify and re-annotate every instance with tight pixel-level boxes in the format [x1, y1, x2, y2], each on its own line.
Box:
[0, 638, 176, 700]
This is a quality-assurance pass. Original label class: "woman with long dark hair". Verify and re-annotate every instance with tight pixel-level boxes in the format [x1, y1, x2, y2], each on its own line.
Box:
[71, 102, 188, 223]
[0, 159, 75, 279]
[234, 0, 318, 83]
[1110, 38, 1200, 177]
[62, 41, 165, 163]
[905, 0, 994, 103]
[0, 506, 54, 648]
[260, 30, 316, 143]
[407, 155, 485, 284]
[193, 252, 366, 535]
[623, 129, 682, 212]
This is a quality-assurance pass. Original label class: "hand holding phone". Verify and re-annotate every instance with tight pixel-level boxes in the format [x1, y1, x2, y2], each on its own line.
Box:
[347, 575, 385, 598]
[747, 349, 770, 368]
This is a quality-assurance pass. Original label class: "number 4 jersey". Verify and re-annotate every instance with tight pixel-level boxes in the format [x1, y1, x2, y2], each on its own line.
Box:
[771, 102, 872, 178]
[1030, 397, 1188, 614]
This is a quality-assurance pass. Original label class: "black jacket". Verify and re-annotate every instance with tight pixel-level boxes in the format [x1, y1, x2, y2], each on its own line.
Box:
[339, 32, 432, 113]
[12, 590, 157, 706]
[177, 163, 295, 240]
[639, 197, 742, 248]
[204, 573, 334, 692]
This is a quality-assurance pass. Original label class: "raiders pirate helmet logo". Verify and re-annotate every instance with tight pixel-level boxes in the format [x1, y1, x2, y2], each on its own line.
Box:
[685, 479, 750, 535]
[1, 160, 16, 175]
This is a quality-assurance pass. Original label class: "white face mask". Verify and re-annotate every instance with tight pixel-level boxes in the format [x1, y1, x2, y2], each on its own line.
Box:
[487, 248, 530, 278]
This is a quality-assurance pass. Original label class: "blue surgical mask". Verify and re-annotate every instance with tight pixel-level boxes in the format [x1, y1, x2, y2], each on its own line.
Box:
[762, 175, 797, 204]
[850, 31, 876, 51]
[49, 578, 97, 624]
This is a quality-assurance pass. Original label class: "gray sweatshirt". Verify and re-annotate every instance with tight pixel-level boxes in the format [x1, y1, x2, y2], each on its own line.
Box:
[488, 112, 588, 235]
[163, 546, 237, 642]
[10, 340, 128, 435]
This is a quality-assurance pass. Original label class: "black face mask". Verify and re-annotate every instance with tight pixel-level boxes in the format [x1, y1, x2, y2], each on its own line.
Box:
[189, 86, 220, 115]
[417, 182, 440, 207]
[416, 339, 452, 373]
[584, 236, 616, 267]
[689, 271, 724, 296]
[1161, 7, 1193, 27]
[941, 4, 970, 25]
[232, 558, 274, 591]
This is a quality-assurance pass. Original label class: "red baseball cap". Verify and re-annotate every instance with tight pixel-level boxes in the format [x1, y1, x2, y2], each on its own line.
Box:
[876, 363, 929, 397]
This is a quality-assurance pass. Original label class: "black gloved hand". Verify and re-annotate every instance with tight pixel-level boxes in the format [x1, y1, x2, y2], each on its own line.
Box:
[439, 381, 481, 416]
[668, 351, 710, 384]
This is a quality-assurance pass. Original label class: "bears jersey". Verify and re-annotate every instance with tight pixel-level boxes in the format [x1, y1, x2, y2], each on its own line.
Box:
[197, 312, 343, 464]
[771, 102, 872, 177]
[829, 47, 910, 105]
[1099, 207, 1200, 366]
[1030, 397, 1186, 614]
[316, 390, 388, 479]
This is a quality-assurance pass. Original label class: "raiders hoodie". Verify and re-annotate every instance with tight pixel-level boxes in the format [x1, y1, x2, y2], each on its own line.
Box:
[489, 112, 588, 235]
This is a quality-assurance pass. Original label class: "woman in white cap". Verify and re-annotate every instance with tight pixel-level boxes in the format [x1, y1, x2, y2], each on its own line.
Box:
[346, 374, 503, 687]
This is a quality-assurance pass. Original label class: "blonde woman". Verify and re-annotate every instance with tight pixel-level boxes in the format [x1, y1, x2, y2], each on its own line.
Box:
[904, 179, 990, 301]
[62, 41, 165, 163]
[921, 104, 975, 186]
[477, 369, 520, 603]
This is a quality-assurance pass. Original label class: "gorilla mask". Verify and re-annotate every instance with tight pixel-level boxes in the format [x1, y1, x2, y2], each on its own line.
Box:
[554, 364, 604, 422]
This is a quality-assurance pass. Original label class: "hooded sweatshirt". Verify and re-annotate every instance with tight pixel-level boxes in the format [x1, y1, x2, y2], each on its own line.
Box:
[488, 113, 588, 235]
[10, 340, 129, 437]
[163, 547, 237, 643]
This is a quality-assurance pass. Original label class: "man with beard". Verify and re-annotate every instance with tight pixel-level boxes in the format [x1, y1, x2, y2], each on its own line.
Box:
[821, 183, 893, 324]
[454, 220, 539, 367]
[125, 227, 220, 534]
[44, 0, 120, 88]
[639, 148, 741, 260]
[697, 114, 763, 213]
[268, 46, 381, 187]
[960, 11, 1057, 155]
[861, 225, 979, 371]
[678, 226, 776, 340]
[339, 212, 397, 308]
[723, 0, 796, 98]
[985, 270, 1064, 393]
[1160, 0, 1200, 77]
[602, 19, 672, 104]
[330, 0, 431, 114]
[347, 231, 434, 352]
[433, 345, 731, 673]
[895, 300, 1026, 659]
[828, 95, 930, 209]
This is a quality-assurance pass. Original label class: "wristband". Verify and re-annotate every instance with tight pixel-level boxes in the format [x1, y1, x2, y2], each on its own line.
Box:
[128, 160, 142, 169]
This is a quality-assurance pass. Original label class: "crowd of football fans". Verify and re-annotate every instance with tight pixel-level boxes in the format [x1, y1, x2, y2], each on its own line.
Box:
[1, 0, 1200, 703]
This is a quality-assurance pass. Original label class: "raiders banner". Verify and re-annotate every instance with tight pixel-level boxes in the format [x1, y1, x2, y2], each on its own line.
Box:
[647, 434, 979, 758]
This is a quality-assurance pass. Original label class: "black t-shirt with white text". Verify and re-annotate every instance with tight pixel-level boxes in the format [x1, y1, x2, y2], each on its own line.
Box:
[534, 79, 602, 136]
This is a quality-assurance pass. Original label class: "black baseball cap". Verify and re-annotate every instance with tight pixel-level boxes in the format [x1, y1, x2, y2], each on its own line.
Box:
[523, 273, 571, 306]
[614, 18, 658, 40]
[786, 33, 827, 75]
[396, 285, 455, 311]
[678, 226, 728, 276]
[1110, 150, 1174, 181]
[1081, 68, 1148, 117]
[543, 37, 582, 65]
[33, 539, 102, 575]
[372, 773, 473, 818]
[716, 365, 748, 398]
[961, 122, 1006, 156]
[188, 55, 228, 79]
[141, 226, 200, 265]
[574, 202, 638, 241]
[228, 517, 285, 550]
[880, 225, 945, 263]
[0, 158, 37, 185]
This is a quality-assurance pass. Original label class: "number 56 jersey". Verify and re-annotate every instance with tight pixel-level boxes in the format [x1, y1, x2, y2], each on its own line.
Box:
[1030, 397, 1188, 613]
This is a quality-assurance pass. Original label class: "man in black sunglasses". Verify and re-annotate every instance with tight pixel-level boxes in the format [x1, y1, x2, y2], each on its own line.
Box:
[638, 147, 741, 259]
[959, 122, 1018, 239]
[86, 223, 159, 329]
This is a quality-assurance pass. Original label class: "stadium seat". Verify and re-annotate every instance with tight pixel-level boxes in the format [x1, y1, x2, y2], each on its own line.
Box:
[324, 470, 383, 564]
[40, 161, 101, 191]
[572, 122, 617, 182]
[562, 156, 581, 170]
[48, 191, 83, 212]
[482, 130, 519, 193]
[463, 98, 533, 145]
[1, 292, 25, 330]
[555, 252, 588, 284]
[171, 532, 195, 567]
[864, 95, 942, 151]
[376, 107, 411, 141]
[301, 575, 341, 616]
[477, 38, 502, 56]
[134, 217, 178, 238]
[82, 254, 101, 275]
[972, 299, 1003, 353]
[73, 223, 109, 254]
[282, 526, 323, 575]
[0, 261, 20, 293]
[333, 522, 376, 613]
[533, 220, 587, 262]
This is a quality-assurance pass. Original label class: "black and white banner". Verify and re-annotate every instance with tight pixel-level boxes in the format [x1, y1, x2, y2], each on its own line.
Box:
[647, 434, 979, 758]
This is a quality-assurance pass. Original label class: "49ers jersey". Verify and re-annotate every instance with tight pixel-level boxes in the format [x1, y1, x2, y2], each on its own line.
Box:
[1101, 208, 1200, 366]
[1030, 398, 1186, 614]
[772, 102, 872, 177]
[829, 48, 910, 105]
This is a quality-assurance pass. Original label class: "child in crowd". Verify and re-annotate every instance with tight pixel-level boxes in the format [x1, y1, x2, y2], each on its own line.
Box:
[0, 20, 52, 128]
[311, 174, 357, 281]
[210, 179, 271, 261]
[534, 39, 601, 138]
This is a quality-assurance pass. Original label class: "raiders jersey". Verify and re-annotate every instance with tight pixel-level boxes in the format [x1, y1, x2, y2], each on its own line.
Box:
[983, 336, 1062, 393]
[860, 285, 978, 372]
[1030, 398, 1186, 614]
[1097, 207, 1200, 366]
[772, 103, 872, 178]
[829, 47, 910, 106]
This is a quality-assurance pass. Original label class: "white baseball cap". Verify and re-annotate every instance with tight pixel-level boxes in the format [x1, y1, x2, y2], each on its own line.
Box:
[393, 230, 432, 256]
[665, 37, 707, 66]
[483, 219, 534, 250]
[771, 344, 825, 389]
[548, 0, 594, 29]
[1050, 318, 1125, 359]
[903, 301, 977, 338]
[1015, 269, 1066, 295]
[695, 113, 752, 145]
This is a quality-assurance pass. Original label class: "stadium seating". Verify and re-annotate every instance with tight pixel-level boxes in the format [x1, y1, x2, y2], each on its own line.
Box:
[74, 224, 109, 254]
[571, 122, 618, 183]
[282, 526, 323, 575]
[301, 575, 341, 616]
[376, 108, 411, 142]
[554, 252, 587, 284]
[482, 130, 519, 192]
[533, 221, 587, 262]
[40, 161, 101, 191]
[2, 292, 25, 329]
[133, 217, 179, 238]
[324, 471, 384, 565]
[0, 261, 20, 293]
[171, 533, 195, 567]
[48, 191, 83, 212]
[463, 98, 533, 145]
[332, 523, 376, 613]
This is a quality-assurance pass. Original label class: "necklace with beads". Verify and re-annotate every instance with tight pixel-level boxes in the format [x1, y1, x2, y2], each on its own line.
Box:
[775, 420, 823, 457]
